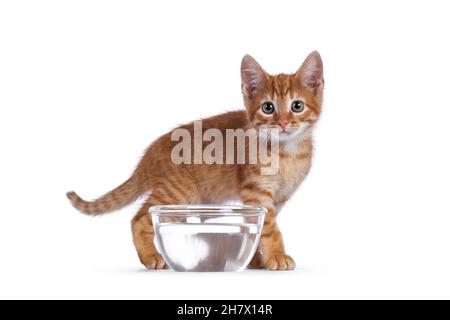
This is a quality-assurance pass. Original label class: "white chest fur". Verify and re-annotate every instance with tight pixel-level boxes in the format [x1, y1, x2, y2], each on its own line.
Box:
[275, 140, 312, 202]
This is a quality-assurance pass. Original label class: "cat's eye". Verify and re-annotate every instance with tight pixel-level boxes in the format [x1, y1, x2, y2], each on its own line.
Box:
[261, 102, 275, 114]
[291, 100, 305, 113]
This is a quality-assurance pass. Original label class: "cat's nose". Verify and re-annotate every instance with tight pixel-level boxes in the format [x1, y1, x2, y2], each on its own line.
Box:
[278, 120, 287, 130]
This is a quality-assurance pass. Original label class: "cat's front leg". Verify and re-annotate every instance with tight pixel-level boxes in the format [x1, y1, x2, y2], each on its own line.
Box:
[253, 216, 295, 270]
[241, 185, 295, 270]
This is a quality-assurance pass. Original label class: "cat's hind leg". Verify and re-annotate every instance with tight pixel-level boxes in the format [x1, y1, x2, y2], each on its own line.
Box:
[131, 180, 198, 269]
[131, 200, 166, 269]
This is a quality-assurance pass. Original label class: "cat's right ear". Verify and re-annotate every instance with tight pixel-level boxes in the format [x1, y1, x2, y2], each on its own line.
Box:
[241, 55, 267, 100]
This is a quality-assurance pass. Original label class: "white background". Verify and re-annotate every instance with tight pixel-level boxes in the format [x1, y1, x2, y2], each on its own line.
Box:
[1, 0, 449, 299]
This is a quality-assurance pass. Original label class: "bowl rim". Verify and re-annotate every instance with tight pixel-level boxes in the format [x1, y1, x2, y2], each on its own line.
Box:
[149, 204, 267, 216]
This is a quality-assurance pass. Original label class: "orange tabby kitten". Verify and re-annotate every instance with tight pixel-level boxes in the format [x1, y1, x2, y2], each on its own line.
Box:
[67, 51, 324, 270]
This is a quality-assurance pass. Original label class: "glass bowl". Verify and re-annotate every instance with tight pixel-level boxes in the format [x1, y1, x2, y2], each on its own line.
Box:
[149, 205, 266, 272]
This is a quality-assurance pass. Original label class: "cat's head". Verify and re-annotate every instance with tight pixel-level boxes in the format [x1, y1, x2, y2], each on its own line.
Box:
[241, 51, 324, 143]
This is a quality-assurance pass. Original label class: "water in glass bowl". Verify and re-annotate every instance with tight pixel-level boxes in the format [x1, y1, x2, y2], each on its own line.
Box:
[154, 222, 259, 272]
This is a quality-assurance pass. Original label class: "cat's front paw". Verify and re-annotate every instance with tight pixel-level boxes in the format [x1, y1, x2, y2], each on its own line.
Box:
[142, 253, 168, 270]
[265, 254, 295, 270]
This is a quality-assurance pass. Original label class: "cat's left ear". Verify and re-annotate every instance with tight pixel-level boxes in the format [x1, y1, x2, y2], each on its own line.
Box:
[296, 51, 324, 95]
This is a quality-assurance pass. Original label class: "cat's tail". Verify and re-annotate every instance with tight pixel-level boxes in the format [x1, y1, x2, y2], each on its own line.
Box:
[66, 173, 143, 216]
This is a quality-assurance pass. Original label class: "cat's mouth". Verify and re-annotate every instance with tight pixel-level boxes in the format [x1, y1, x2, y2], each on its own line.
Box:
[279, 130, 298, 140]
[279, 126, 300, 135]
[256, 123, 310, 141]
[277, 123, 311, 139]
